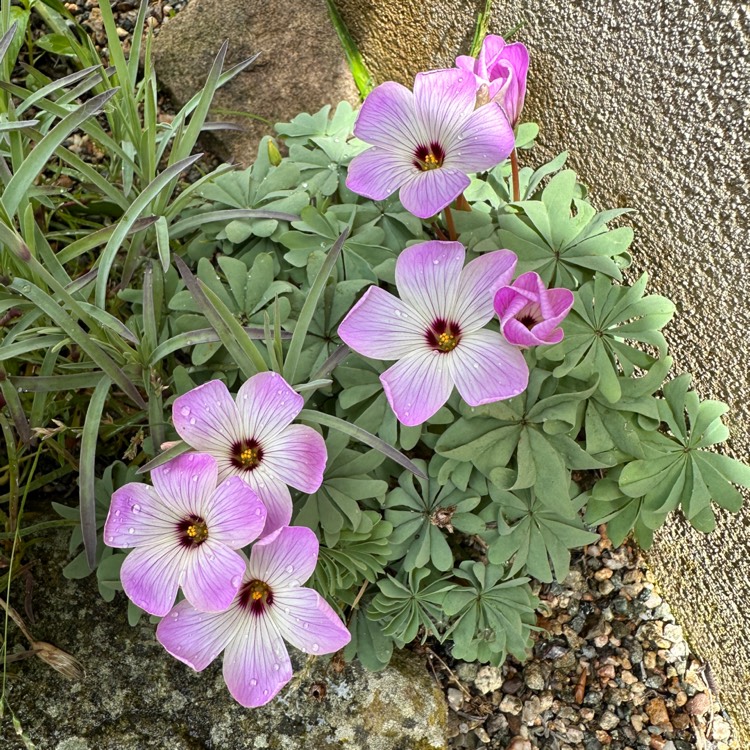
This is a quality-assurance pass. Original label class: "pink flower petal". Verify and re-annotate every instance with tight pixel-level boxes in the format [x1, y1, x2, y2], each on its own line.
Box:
[262, 424, 326, 494]
[381, 348, 453, 426]
[449, 329, 529, 406]
[346, 147, 416, 201]
[156, 598, 239, 671]
[353, 80, 422, 151]
[413, 68, 477, 147]
[150, 453, 219, 518]
[395, 240, 465, 324]
[222, 614, 293, 708]
[444, 100, 514, 172]
[236, 371, 303, 444]
[104, 483, 168, 549]
[398, 168, 470, 219]
[452, 250, 518, 332]
[271, 588, 351, 655]
[242, 469, 293, 536]
[249, 526, 319, 589]
[181, 541, 248, 613]
[338, 285, 429, 359]
[120, 540, 185, 616]
[203, 476, 266, 548]
[172, 380, 243, 454]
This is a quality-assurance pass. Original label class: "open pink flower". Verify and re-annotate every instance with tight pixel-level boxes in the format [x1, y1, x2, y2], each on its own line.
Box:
[172, 372, 326, 536]
[157, 526, 351, 708]
[338, 240, 529, 426]
[456, 35, 529, 126]
[104, 453, 266, 616]
[494, 271, 574, 346]
[346, 68, 514, 219]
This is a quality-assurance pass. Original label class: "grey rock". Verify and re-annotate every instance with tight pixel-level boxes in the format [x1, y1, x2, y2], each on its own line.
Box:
[1, 533, 447, 749]
[153, 0, 359, 164]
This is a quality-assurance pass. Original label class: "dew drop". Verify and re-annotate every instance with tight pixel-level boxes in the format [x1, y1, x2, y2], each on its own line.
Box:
[263, 689, 269, 696]
[128, 527, 135, 534]
[255, 507, 262, 515]
[132, 504, 141, 513]
[273, 663, 280, 671]
[250, 678, 258, 686]
[334, 137, 340, 143]
[302, 182, 308, 189]
[114, 510, 121, 517]
[231, 575, 242, 588]
[286, 565, 294, 574]
[303, 623, 310, 630]
[473, 363, 480, 369]
[180, 406, 191, 416]
[107, 535, 114, 542]
[189, 418, 196, 425]
[191, 474, 198, 482]
[433, 259, 440, 265]
[172, 611, 180, 619]
[312, 643, 320, 652]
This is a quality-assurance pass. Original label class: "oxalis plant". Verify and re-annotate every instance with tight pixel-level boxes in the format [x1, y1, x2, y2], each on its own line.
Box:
[1, 11, 749, 712]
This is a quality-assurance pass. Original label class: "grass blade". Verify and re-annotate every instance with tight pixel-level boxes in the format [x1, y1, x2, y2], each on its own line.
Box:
[168, 208, 300, 239]
[173, 256, 267, 378]
[298, 409, 426, 479]
[9, 278, 146, 408]
[79, 376, 111, 568]
[469, 0, 493, 57]
[2, 89, 118, 217]
[0, 364, 31, 444]
[95, 153, 203, 307]
[283, 228, 348, 385]
[325, 0, 373, 98]
[136, 441, 190, 475]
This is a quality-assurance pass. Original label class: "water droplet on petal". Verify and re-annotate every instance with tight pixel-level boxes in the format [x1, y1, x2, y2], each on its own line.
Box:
[132, 504, 141, 513]
[250, 678, 258, 686]
[231, 575, 242, 588]
[433, 259, 440, 265]
[172, 611, 180, 619]
[273, 663, 280, 671]
[114, 510, 121, 517]
[263, 689, 269, 696]
[180, 406, 191, 417]
[191, 475, 198, 482]
[255, 507, 262, 515]
[312, 643, 320, 652]
[286, 565, 294, 574]
[128, 527, 135, 534]
[107, 535, 114, 542]
[303, 623, 309, 630]
[189, 418, 196, 425]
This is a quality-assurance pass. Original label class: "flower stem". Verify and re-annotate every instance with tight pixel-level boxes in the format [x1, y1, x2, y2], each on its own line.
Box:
[510, 148, 521, 202]
[444, 205, 457, 241]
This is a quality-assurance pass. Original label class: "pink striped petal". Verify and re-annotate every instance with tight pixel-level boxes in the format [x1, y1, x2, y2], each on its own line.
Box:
[236, 371, 303, 443]
[262, 424, 326, 494]
[104, 483, 168, 549]
[399, 168, 470, 219]
[156, 598, 239, 671]
[346, 147, 416, 201]
[203, 476, 266, 548]
[150, 453, 218, 518]
[395, 240, 464, 324]
[353, 80, 422, 151]
[222, 613, 293, 707]
[248, 526, 319, 589]
[452, 250, 518, 332]
[172, 380, 242, 455]
[449, 329, 529, 406]
[181, 541, 247, 613]
[444, 100, 514, 172]
[413, 68, 477, 147]
[120, 540, 185, 616]
[271, 588, 351, 655]
[242, 468, 293, 536]
[381, 348, 453, 426]
[338, 285, 429, 359]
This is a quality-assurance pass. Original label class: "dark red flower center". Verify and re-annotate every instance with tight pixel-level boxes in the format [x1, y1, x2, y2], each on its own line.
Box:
[425, 318, 462, 353]
[238, 579, 273, 616]
[516, 302, 543, 330]
[231, 438, 264, 472]
[177, 515, 209, 547]
[413, 141, 445, 171]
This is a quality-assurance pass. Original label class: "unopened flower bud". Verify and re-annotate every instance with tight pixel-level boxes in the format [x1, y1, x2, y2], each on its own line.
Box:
[267, 139, 282, 166]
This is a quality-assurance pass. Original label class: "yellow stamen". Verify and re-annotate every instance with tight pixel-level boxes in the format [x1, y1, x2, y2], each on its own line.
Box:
[252, 591, 263, 601]
[423, 153, 439, 168]
[239, 447, 260, 467]
[437, 332, 458, 352]
[186, 521, 208, 543]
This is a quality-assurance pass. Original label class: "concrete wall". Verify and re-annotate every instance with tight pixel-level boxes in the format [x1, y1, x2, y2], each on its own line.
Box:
[334, 0, 750, 741]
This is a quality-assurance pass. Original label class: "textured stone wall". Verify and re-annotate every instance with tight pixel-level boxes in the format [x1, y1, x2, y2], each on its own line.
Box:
[334, 0, 750, 741]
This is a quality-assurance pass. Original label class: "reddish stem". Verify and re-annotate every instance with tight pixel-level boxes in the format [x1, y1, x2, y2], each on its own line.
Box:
[444, 205, 457, 241]
[510, 148, 521, 202]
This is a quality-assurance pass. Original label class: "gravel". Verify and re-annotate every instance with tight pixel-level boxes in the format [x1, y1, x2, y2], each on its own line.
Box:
[431, 531, 734, 749]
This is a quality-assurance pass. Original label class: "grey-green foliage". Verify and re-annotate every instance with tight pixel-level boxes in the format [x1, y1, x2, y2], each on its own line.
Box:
[3, 63, 747, 684]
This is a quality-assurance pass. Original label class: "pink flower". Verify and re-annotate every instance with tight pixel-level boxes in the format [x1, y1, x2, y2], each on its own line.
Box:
[172, 372, 327, 536]
[104, 453, 266, 616]
[338, 240, 529, 426]
[157, 526, 351, 708]
[346, 68, 514, 219]
[494, 271, 574, 347]
[456, 35, 529, 126]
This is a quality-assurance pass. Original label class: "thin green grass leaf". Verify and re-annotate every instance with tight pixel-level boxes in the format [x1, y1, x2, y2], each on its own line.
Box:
[136, 441, 190, 474]
[325, 0, 373, 98]
[469, 0, 493, 57]
[79, 377, 111, 568]
[168, 208, 301, 239]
